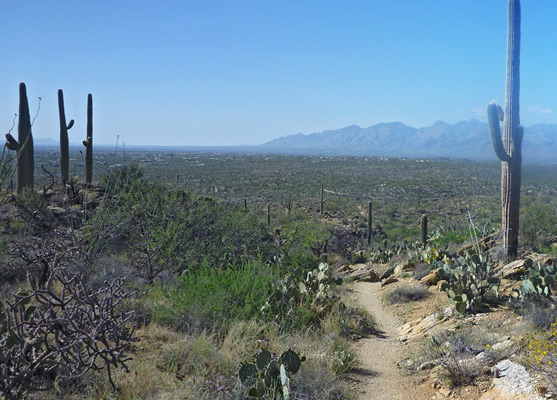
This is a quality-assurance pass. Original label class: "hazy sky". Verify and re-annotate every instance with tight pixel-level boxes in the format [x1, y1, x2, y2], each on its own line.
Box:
[1, 1, 556, 146]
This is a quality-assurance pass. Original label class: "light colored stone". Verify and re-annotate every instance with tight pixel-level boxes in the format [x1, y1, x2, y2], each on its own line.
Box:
[349, 266, 380, 282]
[47, 206, 66, 216]
[337, 264, 352, 273]
[394, 262, 416, 276]
[480, 360, 544, 400]
[398, 311, 457, 340]
[421, 268, 441, 286]
[439, 388, 452, 397]
[491, 340, 515, 352]
[417, 360, 438, 371]
[381, 276, 398, 287]
[495, 260, 527, 280]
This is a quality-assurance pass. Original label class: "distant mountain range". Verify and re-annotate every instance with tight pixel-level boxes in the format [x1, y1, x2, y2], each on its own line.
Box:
[262, 119, 557, 162]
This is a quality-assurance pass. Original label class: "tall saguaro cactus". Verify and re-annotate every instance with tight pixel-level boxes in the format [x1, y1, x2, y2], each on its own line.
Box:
[367, 200, 373, 246]
[58, 89, 74, 185]
[83, 94, 93, 186]
[487, 0, 522, 259]
[420, 214, 428, 249]
[320, 184, 324, 217]
[5, 83, 34, 193]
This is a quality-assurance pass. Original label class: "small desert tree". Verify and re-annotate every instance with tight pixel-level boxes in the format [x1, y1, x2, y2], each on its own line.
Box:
[487, 0, 522, 259]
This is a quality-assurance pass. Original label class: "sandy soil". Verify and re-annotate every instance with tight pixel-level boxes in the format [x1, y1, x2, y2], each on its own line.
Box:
[347, 281, 434, 400]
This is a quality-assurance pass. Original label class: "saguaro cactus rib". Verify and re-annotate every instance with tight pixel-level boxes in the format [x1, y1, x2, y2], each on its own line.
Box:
[487, 0, 522, 259]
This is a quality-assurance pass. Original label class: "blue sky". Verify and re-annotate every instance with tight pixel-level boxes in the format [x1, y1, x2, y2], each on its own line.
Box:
[1, 1, 556, 146]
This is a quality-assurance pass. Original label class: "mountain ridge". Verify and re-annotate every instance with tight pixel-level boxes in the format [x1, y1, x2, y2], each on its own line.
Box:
[263, 119, 557, 161]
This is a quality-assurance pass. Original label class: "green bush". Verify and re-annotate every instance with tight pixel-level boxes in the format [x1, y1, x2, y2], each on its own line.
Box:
[149, 260, 277, 333]
[521, 201, 557, 250]
[86, 165, 278, 275]
[279, 219, 333, 267]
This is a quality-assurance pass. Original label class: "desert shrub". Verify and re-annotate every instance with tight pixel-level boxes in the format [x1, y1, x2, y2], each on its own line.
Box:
[430, 229, 469, 247]
[280, 219, 333, 267]
[0, 268, 136, 400]
[524, 320, 557, 393]
[328, 227, 364, 262]
[291, 362, 349, 400]
[329, 341, 356, 376]
[149, 260, 277, 333]
[263, 263, 343, 331]
[86, 165, 278, 276]
[520, 201, 557, 251]
[428, 334, 481, 388]
[385, 285, 430, 304]
[518, 296, 557, 330]
[413, 263, 431, 280]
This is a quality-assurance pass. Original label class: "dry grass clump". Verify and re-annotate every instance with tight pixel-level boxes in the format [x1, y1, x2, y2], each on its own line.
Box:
[30, 319, 355, 399]
[384, 284, 431, 304]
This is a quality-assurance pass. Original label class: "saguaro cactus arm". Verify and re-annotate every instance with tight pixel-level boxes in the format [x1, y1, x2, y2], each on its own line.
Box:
[5, 133, 20, 151]
[487, 103, 511, 162]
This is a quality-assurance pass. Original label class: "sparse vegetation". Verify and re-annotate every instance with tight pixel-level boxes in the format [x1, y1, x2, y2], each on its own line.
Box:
[2, 142, 557, 399]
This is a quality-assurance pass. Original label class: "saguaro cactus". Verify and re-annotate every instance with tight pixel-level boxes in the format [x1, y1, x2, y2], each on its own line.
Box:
[320, 184, 324, 217]
[487, 0, 522, 259]
[367, 200, 373, 246]
[83, 94, 93, 186]
[58, 89, 74, 186]
[5, 83, 34, 193]
[420, 214, 428, 249]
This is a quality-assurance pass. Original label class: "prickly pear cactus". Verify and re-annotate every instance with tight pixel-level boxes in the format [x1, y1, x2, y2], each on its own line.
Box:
[239, 349, 304, 399]
[439, 253, 500, 314]
[514, 259, 556, 298]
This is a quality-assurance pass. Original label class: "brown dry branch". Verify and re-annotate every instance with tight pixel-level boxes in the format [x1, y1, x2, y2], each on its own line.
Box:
[0, 267, 137, 399]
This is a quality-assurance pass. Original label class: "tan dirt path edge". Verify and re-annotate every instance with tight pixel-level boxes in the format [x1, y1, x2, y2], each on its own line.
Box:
[348, 281, 432, 400]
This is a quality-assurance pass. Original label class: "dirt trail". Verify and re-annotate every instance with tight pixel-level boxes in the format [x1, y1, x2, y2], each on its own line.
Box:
[349, 281, 429, 400]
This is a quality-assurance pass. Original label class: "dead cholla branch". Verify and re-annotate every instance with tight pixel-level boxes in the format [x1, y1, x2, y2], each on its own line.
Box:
[4, 234, 78, 287]
[0, 267, 137, 399]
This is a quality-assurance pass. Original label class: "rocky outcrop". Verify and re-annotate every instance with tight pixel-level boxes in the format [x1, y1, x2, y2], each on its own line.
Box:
[479, 360, 543, 400]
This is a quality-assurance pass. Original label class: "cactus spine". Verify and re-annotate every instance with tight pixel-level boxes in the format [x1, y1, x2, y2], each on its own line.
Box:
[367, 200, 373, 246]
[58, 89, 74, 186]
[82, 94, 93, 186]
[5, 83, 34, 193]
[487, 0, 522, 259]
[420, 214, 428, 249]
